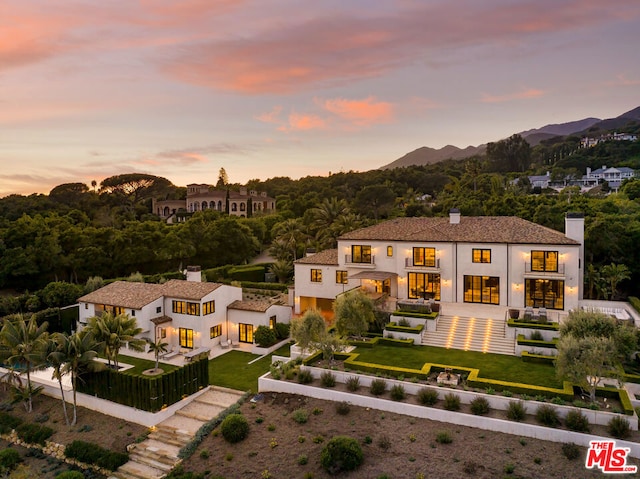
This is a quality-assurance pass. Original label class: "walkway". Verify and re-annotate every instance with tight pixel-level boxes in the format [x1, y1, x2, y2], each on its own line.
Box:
[110, 386, 245, 479]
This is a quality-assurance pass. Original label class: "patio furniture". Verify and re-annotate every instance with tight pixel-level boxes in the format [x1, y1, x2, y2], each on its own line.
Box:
[184, 347, 211, 362]
[523, 306, 534, 322]
[538, 307, 548, 323]
[161, 347, 180, 360]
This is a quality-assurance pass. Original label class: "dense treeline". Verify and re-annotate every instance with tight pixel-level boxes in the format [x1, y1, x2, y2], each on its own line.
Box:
[1, 136, 640, 297]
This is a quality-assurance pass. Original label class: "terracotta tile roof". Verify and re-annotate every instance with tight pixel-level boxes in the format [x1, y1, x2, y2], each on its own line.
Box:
[78, 279, 224, 308]
[294, 249, 339, 265]
[78, 281, 164, 309]
[338, 216, 579, 245]
[228, 298, 276, 312]
[161, 279, 222, 300]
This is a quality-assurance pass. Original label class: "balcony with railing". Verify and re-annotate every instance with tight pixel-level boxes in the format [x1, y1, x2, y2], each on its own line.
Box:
[524, 262, 565, 276]
[344, 254, 376, 267]
[405, 257, 440, 270]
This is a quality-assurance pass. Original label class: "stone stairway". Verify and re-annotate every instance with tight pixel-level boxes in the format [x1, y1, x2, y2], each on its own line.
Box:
[110, 387, 245, 479]
[422, 314, 515, 355]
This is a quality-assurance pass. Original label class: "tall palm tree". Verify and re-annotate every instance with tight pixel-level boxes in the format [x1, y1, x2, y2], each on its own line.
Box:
[44, 333, 70, 426]
[269, 259, 293, 284]
[59, 331, 104, 425]
[271, 218, 306, 260]
[0, 316, 49, 412]
[86, 312, 144, 369]
[148, 338, 169, 371]
[309, 198, 350, 231]
[600, 263, 631, 300]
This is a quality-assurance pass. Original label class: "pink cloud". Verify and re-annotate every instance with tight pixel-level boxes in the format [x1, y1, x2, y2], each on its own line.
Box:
[163, 1, 640, 94]
[319, 96, 394, 127]
[255, 106, 283, 124]
[279, 113, 327, 132]
[480, 88, 545, 103]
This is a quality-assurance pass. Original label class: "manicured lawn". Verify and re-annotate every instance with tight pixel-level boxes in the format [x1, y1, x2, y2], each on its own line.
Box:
[352, 344, 562, 388]
[208, 342, 292, 392]
[117, 354, 180, 375]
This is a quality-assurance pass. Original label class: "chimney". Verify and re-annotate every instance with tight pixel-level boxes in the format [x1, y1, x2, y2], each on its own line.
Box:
[586, 167, 591, 177]
[186, 265, 202, 282]
[305, 248, 316, 257]
[449, 208, 461, 225]
[565, 212, 584, 300]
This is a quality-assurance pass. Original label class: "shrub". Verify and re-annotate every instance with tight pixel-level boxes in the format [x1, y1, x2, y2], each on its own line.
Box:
[297, 369, 313, 384]
[535, 404, 560, 427]
[377, 435, 391, 450]
[370, 379, 387, 396]
[274, 322, 290, 340]
[320, 371, 336, 388]
[470, 396, 490, 415]
[291, 409, 309, 424]
[335, 401, 351, 415]
[320, 436, 364, 474]
[55, 472, 85, 479]
[64, 440, 128, 471]
[298, 454, 308, 465]
[0, 448, 22, 472]
[390, 384, 406, 401]
[565, 409, 590, 433]
[506, 401, 526, 421]
[221, 414, 250, 443]
[443, 393, 461, 411]
[16, 423, 54, 446]
[504, 463, 515, 474]
[608, 416, 631, 439]
[417, 388, 438, 406]
[561, 442, 581, 460]
[435, 431, 453, 444]
[530, 330, 543, 341]
[0, 412, 22, 434]
[346, 376, 360, 392]
[254, 326, 277, 348]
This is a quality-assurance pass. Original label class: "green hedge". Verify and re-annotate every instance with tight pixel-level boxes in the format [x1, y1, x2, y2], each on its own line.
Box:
[77, 357, 209, 412]
[16, 423, 53, 446]
[385, 322, 424, 334]
[516, 334, 557, 349]
[65, 440, 129, 471]
[347, 336, 414, 349]
[629, 296, 640, 315]
[623, 373, 640, 384]
[228, 265, 266, 282]
[521, 351, 556, 364]
[507, 319, 560, 331]
[392, 311, 438, 320]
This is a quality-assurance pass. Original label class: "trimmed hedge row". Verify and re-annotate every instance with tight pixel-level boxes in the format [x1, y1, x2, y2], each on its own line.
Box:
[629, 296, 640, 315]
[385, 322, 424, 334]
[347, 336, 415, 349]
[65, 440, 129, 471]
[521, 351, 556, 364]
[77, 357, 209, 412]
[516, 334, 557, 349]
[507, 319, 560, 331]
[391, 311, 438, 320]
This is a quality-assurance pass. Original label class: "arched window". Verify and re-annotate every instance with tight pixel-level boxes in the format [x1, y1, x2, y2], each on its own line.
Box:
[202, 202, 208, 210]
[232, 202, 237, 211]
[194, 201, 200, 211]
[163, 206, 170, 216]
[218, 200, 223, 210]
[240, 203, 246, 211]
[210, 201, 215, 209]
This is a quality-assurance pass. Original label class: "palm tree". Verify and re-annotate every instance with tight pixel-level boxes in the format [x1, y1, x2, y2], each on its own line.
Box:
[86, 312, 144, 369]
[59, 331, 104, 425]
[309, 198, 350, 230]
[0, 316, 49, 412]
[271, 218, 307, 260]
[148, 338, 169, 371]
[600, 263, 631, 300]
[45, 333, 70, 426]
[269, 259, 293, 284]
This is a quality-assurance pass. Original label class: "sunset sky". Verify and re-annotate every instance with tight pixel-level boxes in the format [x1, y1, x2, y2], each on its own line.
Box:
[2, 0, 640, 197]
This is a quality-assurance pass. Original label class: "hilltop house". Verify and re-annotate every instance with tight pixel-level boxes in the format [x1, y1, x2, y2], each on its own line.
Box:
[78, 268, 291, 351]
[294, 211, 584, 317]
[153, 184, 276, 223]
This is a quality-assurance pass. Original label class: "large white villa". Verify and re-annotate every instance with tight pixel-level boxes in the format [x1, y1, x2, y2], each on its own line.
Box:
[294, 210, 585, 318]
[77, 267, 291, 352]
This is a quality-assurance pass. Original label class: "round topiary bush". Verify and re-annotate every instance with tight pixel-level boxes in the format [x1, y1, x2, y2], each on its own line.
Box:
[254, 325, 277, 348]
[320, 436, 364, 474]
[220, 414, 250, 444]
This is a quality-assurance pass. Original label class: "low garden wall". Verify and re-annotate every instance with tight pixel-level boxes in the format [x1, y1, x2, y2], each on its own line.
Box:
[258, 371, 640, 459]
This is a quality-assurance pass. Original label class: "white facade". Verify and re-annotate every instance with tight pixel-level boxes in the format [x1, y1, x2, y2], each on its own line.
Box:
[294, 213, 584, 316]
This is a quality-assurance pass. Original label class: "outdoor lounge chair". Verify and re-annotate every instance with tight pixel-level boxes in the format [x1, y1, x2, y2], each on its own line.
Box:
[161, 347, 180, 360]
[538, 307, 548, 323]
[523, 306, 534, 322]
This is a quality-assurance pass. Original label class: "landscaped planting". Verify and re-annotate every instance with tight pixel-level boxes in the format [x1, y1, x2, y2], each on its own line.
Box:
[320, 436, 363, 474]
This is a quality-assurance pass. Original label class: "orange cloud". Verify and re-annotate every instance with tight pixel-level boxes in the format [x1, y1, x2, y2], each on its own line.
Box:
[279, 113, 326, 132]
[319, 96, 394, 127]
[480, 88, 545, 103]
[255, 106, 283, 124]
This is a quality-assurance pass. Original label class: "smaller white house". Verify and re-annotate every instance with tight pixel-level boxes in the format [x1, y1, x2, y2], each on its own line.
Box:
[78, 272, 291, 352]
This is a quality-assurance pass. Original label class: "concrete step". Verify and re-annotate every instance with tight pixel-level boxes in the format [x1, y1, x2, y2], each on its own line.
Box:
[148, 431, 191, 448]
[112, 460, 167, 479]
[127, 452, 174, 473]
[157, 414, 205, 435]
[175, 406, 219, 422]
[129, 443, 179, 467]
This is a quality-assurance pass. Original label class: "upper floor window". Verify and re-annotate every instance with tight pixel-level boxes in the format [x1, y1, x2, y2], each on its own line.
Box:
[203, 300, 215, 315]
[351, 245, 372, 263]
[472, 249, 491, 263]
[531, 250, 558, 272]
[210, 324, 222, 338]
[172, 300, 200, 316]
[413, 247, 436, 267]
[336, 270, 348, 284]
[387, 246, 393, 257]
[311, 269, 322, 282]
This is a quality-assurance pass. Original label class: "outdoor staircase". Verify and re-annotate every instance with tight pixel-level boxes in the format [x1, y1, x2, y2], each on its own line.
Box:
[422, 314, 515, 355]
[110, 387, 245, 479]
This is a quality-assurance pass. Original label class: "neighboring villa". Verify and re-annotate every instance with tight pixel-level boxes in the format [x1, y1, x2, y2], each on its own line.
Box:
[153, 184, 276, 223]
[580, 132, 638, 148]
[293, 210, 584, 318]
[525, 165, 636, 193]
[77, 267, 291, 352]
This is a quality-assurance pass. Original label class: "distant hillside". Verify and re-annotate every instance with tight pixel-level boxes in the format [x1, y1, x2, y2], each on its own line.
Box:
[380, 144, 485, 170]
[380, 106, 638, 170]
